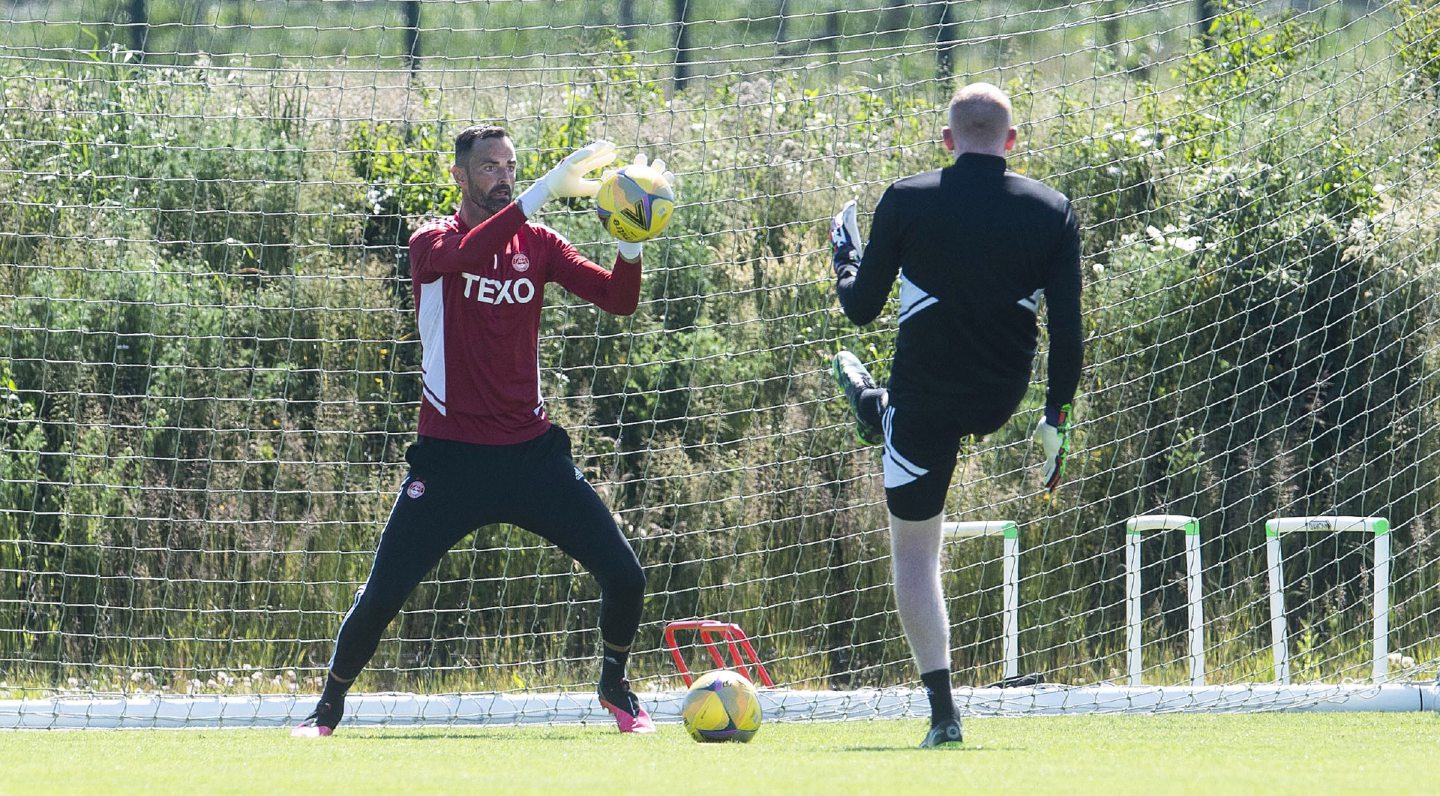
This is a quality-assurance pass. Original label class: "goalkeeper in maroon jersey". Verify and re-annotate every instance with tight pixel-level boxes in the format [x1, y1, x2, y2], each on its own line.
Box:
[293, 126, 670, 736]
[828, 83, 1083, 748]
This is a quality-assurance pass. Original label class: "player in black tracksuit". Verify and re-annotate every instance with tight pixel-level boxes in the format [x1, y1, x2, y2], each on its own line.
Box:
[829, 83, 1082, 748]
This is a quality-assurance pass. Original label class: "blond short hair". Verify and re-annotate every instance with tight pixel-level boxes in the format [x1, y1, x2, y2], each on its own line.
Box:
[948, 83, 1013, 151]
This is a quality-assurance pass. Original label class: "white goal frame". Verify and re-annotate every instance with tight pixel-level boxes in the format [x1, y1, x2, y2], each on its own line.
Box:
[1124, 515, 1206, 687]
[1265, 516, 1392, 685]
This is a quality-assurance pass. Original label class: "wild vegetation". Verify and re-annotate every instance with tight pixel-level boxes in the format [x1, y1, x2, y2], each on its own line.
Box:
[1, 3, 1438, 696]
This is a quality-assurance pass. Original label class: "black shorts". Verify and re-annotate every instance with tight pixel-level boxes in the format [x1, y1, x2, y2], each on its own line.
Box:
[324, 424, 646, 678]
[882, 384, 1028, 521]
[372, 425, 642, 615]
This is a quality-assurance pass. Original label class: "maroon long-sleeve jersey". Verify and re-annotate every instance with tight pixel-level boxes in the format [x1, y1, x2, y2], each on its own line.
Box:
[408, 203, 641, 445]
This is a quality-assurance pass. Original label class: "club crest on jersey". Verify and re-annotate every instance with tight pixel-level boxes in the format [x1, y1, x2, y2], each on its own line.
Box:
[406, 480, 426, 499]
[511, 252, 530, 273]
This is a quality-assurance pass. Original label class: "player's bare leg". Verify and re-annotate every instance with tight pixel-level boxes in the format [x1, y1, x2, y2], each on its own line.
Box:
[891, 512, 963, 748]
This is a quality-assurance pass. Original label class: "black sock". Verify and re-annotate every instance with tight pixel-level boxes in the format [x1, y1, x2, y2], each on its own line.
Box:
[859, 387, 888, 429]
[316, 673, 353, 726]
[600, 645, 630, 687]
[921, 669, 955, 726]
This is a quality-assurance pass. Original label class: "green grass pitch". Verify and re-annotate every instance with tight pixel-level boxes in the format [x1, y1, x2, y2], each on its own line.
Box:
[2, 713, 1435, 795]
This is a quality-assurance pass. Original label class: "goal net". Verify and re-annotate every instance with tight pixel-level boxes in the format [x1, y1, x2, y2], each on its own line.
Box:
[2, 0, 1438, 728]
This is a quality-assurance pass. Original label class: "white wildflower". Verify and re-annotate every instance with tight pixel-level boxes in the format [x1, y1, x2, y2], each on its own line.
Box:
[1171, 236, 1201, 253]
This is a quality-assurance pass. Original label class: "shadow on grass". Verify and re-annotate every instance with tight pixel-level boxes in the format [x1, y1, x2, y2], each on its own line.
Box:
[836, 744, 1018, 753]
[326, 727, 612, 742]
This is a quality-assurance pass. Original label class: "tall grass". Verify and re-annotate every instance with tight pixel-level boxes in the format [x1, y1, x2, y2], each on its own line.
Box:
[1, 3, 1438, 697]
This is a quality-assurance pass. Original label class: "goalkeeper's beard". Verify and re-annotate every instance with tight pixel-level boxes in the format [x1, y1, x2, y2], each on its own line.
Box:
[470, 185, 511, 217]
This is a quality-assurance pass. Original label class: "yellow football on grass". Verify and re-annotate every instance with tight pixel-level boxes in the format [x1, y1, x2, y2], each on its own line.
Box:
[680, 669, 762, 743]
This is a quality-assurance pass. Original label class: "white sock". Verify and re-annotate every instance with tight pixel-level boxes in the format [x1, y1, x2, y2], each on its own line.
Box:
[889, 512, 950, 674]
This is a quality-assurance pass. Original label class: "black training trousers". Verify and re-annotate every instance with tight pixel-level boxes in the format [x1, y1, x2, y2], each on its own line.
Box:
[326, 426, 646, 680]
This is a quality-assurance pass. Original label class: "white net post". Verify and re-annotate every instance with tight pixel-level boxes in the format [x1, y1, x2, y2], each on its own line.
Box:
[1266, 532, 1290, 685]
[1123, 515, 1204, 687]
[1126, 529, 1142, 685]
[1374, 528, 1392, 684]
[1263, 517, 1392, 685]
[942, 521, 1019, 681]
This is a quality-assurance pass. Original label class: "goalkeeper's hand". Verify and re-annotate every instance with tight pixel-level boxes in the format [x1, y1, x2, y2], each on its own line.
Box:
[830, 199, 863, 278]
[608, 154, 675, 262]
[517, 140, 618, 217]
[1034, 404, 1072, 493]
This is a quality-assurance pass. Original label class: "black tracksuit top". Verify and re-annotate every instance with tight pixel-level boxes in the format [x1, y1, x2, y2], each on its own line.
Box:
[837, 152, 1082, 411]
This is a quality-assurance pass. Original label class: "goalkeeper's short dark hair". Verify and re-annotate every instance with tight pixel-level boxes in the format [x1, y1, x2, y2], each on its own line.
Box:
[455, 124, 510, 166]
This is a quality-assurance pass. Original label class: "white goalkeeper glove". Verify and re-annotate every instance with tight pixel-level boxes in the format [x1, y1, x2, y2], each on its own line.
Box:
[1034, 404, 1072, 493]
[610, 154, 675, 263]
[517, 140, 618, 217]
[830, 199, 863, 277]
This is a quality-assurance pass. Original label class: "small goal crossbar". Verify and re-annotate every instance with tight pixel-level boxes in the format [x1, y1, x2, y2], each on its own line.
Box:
[661, 620, 775, 687]
[1264, 516, 1391, 685]
[942, 521, 1020, 680]
[1124, 515, 1205, 686]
